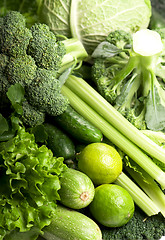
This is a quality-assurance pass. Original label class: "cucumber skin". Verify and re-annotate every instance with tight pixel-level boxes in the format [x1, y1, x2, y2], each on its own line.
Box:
[53, 105, 103, 144]
[42, 205, 102, 240]
[58, 168, 95, 209]
[44, 123, 75, 160]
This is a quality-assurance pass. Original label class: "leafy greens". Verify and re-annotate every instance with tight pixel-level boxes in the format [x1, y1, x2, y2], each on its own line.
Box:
[37, 0, 152, 54]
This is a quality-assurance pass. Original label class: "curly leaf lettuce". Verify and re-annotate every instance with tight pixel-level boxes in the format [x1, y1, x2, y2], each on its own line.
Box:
[0, 127, 67, 239]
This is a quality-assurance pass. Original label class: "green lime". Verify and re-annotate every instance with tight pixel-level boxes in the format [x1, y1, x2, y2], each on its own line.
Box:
[89, 184, 135, 227]
[77, 143, 122, 185]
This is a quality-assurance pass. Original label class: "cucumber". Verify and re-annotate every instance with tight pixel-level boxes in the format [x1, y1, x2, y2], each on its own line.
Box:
[53, 105, 103, 143]
[42, 204, 102, 240]
[58, 168, 95, 209]
[44, 123, 75, 160]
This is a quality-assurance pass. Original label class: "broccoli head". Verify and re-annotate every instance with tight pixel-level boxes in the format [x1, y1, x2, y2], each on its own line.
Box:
[28, 23, 66, 72]
[6, 55, 37, 87]
[106, 30, 133, 50]
[92, 29, 165, 131]
[21, 100, 45, 127]
[0, 11, 32, 57]
[0, 11, 88, 127]
[27, 68, 69, 116]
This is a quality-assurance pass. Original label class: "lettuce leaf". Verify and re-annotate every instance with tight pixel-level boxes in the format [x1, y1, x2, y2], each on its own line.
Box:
[0, 126, 67, 239]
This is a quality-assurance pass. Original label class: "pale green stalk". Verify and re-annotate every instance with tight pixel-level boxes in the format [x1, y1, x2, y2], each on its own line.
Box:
[115, 172, 160, 216]
[61, 84, 165, 190]
[124, 165, 165, 217]
[64, 75, 165, 164]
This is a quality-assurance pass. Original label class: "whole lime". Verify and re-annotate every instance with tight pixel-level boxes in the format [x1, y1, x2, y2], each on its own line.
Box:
[77, 143, 122, 185]
[89, 184, 135, 227]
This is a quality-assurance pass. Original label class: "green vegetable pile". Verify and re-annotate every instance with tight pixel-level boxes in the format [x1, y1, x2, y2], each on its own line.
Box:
[0, 116, 67, 239]
[0, 10, 87, 127]
[0, 0, 165, 239]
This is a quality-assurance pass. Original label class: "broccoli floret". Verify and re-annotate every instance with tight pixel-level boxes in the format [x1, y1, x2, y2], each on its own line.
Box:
[106, 30, 133, 50]
[27, 68, 69, 116]
[92, 29, 165, 131]
[28, 23, 66, 71]
[21, 100, 45, 127]
[0, 11, 87, 127]
[0, 11, 32, 57]
[92, 30, 132, 104]
[6, 55, 37, 87]
[101, 206, 165, 240]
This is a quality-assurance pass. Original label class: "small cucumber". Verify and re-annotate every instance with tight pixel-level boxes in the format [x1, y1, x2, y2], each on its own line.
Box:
[44, 123, 75, 160]
[58, 168, 95, 209]
[42, 204, 102, 240]
[53, 105, 103, 143]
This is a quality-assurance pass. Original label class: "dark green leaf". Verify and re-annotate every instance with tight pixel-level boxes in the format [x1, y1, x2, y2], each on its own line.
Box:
[92, 41, 122, 58]
[0, 114, 9, 136]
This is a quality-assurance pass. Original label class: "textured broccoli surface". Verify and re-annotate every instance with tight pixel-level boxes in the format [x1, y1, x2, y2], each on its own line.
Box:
[28, 23, 66, 71]
[92, 29, 165, 131]
[27, 68, 69, 116]
[101, 206, 165, 240]
[0, 11, 80, 127]
[21, 100, 45, 127]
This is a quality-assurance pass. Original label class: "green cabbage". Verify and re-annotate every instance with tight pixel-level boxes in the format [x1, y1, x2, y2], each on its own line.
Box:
[38, 0, 152, 54]
[0, 126, 67, 239]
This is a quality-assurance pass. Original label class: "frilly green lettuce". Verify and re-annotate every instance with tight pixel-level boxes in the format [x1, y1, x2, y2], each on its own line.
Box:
[0, 126, 67, 239]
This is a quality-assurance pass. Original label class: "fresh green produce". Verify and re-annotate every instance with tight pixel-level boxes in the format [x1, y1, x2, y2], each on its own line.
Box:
[53, 105, 103, 143]
[61, 75, 165, 216]
[42, 204, 102, 240]
[92, 28, 165, 131]
[43, 123, 76, 160]
[101, 206, 165, 240]
[0, 120, 67, 239]
[58, 168, 95, 209]
[89, 184, 135, 227]
[37, 0, 151, 54]
[0, 10, 88, 127]
[77, 142, 122, 185]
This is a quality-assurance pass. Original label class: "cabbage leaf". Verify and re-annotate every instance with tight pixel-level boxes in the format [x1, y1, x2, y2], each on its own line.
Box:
[38, 0, 152, 53]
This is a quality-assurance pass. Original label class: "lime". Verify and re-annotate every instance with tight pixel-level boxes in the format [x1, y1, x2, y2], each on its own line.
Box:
[89, 184, 135, 227]
[77, 143, 122, 185]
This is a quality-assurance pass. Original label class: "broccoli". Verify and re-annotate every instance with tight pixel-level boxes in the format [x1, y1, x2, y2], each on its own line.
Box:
[0, 11, 88, 127]
[27, 68, 69, 116]
[92, 30, 132, 104]
[92, 29, 165, 131]
[101, 206, 165, 240]
[28, 23, 66, 71]
[21, 100, 45, 127]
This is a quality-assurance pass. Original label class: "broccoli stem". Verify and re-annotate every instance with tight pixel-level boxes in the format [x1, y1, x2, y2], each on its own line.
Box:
[59, 38, 88, 74]
[64, 75, 165, 165]
[115, 172, 160, 216]
[124, 165, 165, 217]
[62, 82, 165, 190]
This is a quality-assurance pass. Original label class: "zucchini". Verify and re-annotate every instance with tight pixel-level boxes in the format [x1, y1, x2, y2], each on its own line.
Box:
[53, 105, 103, 143]
[44, 123, 75, 160]
[58, 168, 95, 209]
[42, 204, 102, 240]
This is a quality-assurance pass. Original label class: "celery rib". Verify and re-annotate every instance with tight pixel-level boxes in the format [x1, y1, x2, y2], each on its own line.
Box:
[64, 75, 165, 164]
[61, 84, 165, 189]
[115, 172, 160, 216]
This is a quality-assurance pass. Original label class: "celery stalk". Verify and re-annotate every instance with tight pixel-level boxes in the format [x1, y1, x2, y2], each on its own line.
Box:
[115, 172, 160, 216]
[124, 165, 165, 217]
[64, 75, 165, 164]
[61, 85, 165, 190]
